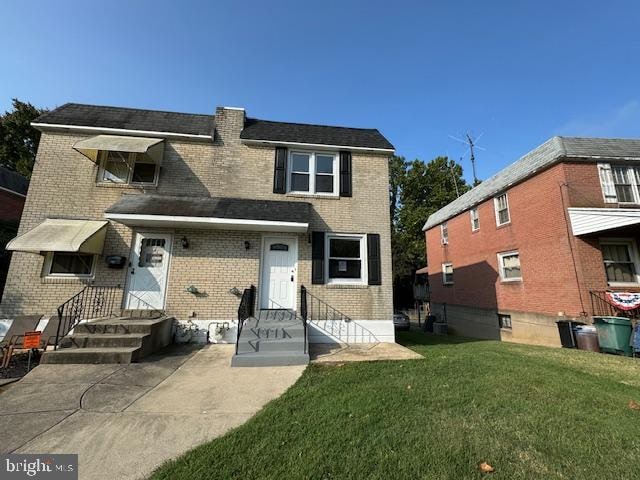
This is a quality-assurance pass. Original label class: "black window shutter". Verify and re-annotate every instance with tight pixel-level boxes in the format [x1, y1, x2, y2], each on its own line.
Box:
[367, 234, 382, 285]
[312, 232, 325, 284]
[339, 151, 352, 197]
[273, 147, 287, 194]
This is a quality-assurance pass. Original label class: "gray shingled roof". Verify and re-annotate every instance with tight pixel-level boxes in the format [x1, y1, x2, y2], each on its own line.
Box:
[34, 103, 215, 136]
[34, 103, 393, 150]
[240, 118, 394, 150]
[105, 194, 311, 224]
[423, 136, 640, 231]
[0, 166, 29, 195]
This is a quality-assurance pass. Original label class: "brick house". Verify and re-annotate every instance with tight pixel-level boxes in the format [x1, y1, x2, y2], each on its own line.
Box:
[423, 137, 640, 347]
[0, 103, 394, 365]
[0, 166, 29, 297]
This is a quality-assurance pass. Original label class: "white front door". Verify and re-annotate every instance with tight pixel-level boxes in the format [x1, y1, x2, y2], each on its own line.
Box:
[261, 237, 297, 310]
[125, 232, 172, 310]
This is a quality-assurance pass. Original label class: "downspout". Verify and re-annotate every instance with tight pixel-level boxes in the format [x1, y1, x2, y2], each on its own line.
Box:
[559, 181, 587, 316]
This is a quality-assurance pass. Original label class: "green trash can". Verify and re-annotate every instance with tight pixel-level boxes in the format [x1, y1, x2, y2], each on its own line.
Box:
[593, 317, 633, 356]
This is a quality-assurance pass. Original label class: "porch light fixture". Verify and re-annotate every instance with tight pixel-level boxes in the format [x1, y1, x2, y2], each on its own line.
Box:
[181, 236, 189, 249]
[244, 241, 251, 250]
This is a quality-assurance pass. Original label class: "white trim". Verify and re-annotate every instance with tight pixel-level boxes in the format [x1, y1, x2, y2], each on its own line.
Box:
[599, 237, 640, 286]
[287, 150, 339, 197]
[325, 233, 367, 285]
[0, 185, 26, 198]
[259, 235, 298, 310]
[494, 193, 511, 227]
[42, 252, 97, 279]
[241, 138, 394, 154]
[31, 122, 212, 141]
[440, 222, 449, 244]
[104, 213, 308, 232]
[497, 250, 522, 282]
[441, 262, 453, 285]
[470, 207, 480, 231]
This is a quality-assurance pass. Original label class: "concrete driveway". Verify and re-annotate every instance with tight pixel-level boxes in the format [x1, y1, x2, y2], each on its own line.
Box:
[0, 344, 306, 480]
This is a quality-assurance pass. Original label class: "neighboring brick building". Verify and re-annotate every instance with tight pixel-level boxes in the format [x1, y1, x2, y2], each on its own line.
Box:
[0, 103, 395, 349]
[423, 137, 640, 347]
[0, 166, 29, 297]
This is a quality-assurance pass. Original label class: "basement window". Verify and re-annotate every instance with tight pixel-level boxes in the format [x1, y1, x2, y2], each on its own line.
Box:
[498, 313, 512, 329]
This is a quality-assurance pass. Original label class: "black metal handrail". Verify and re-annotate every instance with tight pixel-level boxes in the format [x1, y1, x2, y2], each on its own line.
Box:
[236, 285, 256, 354]
[300, 285, 378, 344]
[54, 285, 122, 350]
[590, 290, 640, 318]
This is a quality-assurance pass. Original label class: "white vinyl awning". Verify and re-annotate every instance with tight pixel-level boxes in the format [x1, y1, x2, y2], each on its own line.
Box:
[6, 219, 109, 254]
[73, 135, 164, 164]
[568, 207, 640, 236]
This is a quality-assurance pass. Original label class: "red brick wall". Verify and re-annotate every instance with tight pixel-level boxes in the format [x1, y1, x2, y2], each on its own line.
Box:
[0, 190, 25, 226]
[426, 162, 596, 317]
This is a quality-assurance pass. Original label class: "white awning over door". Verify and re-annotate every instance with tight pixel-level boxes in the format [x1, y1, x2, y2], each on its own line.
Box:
[568, 207, 640, 236]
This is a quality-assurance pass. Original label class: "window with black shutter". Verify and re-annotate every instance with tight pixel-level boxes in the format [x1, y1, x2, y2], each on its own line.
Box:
[273, 147, 287, 194]
[339, 151, 352, 197]
[367, 234, 381, 285]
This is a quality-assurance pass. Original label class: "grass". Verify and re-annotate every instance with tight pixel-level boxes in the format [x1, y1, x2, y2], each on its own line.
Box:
[150, 332, 640, 479]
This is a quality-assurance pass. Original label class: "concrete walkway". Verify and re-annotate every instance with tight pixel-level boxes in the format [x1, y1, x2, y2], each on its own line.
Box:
[0, 344, 305, 480]
[310, 342, 423, 363]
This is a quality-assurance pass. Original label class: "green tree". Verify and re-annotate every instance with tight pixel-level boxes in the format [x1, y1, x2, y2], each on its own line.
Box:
[0, 99, 48, 178]
[390, 156, 469, 307]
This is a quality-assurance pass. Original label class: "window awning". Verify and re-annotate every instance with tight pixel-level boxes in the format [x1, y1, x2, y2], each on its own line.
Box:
[568, 207, 640, 236]
[73, 135, 164, 164]
[6, 219, 109, 254]
[104, 195, 311, 233]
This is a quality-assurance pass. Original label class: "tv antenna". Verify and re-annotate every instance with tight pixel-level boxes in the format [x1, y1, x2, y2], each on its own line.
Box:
[448, 132, 485, 186]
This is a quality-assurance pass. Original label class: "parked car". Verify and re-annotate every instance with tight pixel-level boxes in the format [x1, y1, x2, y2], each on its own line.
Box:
[393, 312, 410, 331]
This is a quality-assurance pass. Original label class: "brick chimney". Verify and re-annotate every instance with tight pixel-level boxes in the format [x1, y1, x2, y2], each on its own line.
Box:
[214, 106, 245, 145]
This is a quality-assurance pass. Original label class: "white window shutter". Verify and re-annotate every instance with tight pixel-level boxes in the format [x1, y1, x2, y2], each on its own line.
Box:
[598, 163, 617, 203]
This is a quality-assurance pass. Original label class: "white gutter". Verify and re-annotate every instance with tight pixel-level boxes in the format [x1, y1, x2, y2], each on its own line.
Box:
[31, 123, 213, 141]
[104, 213, 308, 232]
[241, 138, 394, 154]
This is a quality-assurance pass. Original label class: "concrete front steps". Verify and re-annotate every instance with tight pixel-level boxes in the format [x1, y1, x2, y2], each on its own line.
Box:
[41, 316, 174, 364]
[231, 310, 309, 367]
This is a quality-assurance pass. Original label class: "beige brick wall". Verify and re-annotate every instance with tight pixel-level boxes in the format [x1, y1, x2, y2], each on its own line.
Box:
[0, 108, 393, 323]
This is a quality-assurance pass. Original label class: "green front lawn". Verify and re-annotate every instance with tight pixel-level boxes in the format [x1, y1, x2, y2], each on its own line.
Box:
[151, 332, 640, 479]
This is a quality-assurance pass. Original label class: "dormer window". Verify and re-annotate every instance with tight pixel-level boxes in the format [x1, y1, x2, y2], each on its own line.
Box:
[288, 151, 338, 195]
[98, 151, 159, 185]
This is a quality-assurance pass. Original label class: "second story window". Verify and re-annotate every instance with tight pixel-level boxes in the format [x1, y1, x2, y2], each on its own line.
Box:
[98, 150, 159, 185]
[598, 163, 640, 204]
[440, 222, 449, 244]
[289, 151, 338, 195]
[494, 193, 510, 226]
[470, 208, 480, 231]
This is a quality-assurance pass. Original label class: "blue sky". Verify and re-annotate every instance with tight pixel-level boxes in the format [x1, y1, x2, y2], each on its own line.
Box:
[1, 0, 639, 183]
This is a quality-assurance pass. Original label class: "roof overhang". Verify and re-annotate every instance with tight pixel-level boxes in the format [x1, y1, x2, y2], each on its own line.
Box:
[104, 195, 311, 233]
[31, 122, 213, 141]
[241, 138, 394, 154]
[104, 213, 308, 232]
[568, 207, 640, 236]
[73, 135, 164, 164]
[6, 219, 109, 254]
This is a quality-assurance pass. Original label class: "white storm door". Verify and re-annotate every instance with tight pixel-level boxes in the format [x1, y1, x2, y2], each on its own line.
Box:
[261, 237, 297, 310]
[125, 232, 172, 310]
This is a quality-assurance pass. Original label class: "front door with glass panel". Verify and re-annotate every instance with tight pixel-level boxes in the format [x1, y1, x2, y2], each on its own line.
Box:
[125, 232, 172, 310]
[261, 237, 297, 310]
